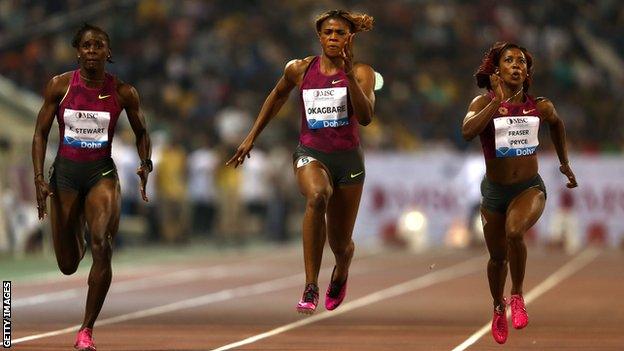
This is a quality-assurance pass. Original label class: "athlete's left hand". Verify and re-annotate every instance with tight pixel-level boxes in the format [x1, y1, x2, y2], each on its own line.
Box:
[136, 166, 150, 202]
[559, 163, 578, 188]
[342, 34, 354, 75]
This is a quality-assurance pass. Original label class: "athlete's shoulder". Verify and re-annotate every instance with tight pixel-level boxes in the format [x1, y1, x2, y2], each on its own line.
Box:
[45, 71, 72, 100]
[48, 71, 73, 89]
[285, 56, 315, 73]
[353, 62, 374, 72]
[535, 96, 555, 116]
[470, 93, 492, 105]
[284, 56, 315, 83]
[115, 78, 139, 107]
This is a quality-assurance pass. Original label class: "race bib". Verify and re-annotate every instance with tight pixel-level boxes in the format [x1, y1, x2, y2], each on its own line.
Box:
[494, 116, 540, 157]
[302, 87, 348, 129]
[63, 108, 111, 149]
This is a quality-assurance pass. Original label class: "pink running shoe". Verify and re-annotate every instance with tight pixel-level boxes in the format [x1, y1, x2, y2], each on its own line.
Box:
[296, 283, 319, 314]
[74, 328, 96, 351]
[491, 303, 508, 344]
[509, 294, 529, 329]
[325, 266, 348, 311]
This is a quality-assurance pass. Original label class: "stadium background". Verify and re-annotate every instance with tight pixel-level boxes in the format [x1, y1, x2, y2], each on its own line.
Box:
[0, 1, 623, 350]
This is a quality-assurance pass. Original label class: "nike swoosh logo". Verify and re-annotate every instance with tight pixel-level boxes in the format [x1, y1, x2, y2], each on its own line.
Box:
[522, 109, 535, 114]
[331, 79, 343, 84]
[98, 94, 111, 100]
[102, 169, 114, 176]
[350, 171, 364, 178]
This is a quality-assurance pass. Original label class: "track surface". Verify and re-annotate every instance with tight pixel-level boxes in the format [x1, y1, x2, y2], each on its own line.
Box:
[7, 245, 623, 350]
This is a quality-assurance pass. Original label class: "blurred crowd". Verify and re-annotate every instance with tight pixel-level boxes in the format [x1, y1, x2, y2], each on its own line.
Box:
[2, 0, 624, 151]
[1, 0, 623, 251]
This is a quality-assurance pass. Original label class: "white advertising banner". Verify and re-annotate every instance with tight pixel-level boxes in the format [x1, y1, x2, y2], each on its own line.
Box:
[354, 152, 624, 248]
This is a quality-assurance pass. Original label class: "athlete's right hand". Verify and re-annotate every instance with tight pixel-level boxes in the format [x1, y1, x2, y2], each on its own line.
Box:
[489, 73, 504, 102]
[226, 138, 254, 168]
[35, 178, 53, 220]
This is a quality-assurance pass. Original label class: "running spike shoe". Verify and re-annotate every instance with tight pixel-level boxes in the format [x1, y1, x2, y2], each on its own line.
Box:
[296, 283, 319, 314]
[325, 266, 348, 311]
[74, 327, 96, 351]
[509, 294, 529, 329]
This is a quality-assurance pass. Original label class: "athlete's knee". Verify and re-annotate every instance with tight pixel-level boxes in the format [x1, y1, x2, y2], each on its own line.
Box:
[306, 189, 331, 212]
[90, 233, 113, 261]
[57, 258, 79, 275]
[506, 223, 525, 240]
[489, 253, 507, 267]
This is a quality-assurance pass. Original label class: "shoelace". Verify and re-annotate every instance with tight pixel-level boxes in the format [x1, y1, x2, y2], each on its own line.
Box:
[327, 281, 343, 298]
[303, 284, 318, 302]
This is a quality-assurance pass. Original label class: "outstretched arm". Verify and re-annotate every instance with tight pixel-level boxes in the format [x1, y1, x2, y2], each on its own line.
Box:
[226, 58, 304, 167]
[537, 98, 577, 188]
[119, 83, 152, 201]
[32, 74, 66, 219]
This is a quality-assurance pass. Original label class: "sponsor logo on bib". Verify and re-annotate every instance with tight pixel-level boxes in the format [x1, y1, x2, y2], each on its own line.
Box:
[63, 108, 111, 149]
[303, 87, 349, 129]
[494, 116, 540, 158]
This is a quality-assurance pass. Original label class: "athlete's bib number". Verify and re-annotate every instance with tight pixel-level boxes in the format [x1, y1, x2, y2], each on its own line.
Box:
[63, 108, 111, 149]
[494, 116, 540, 157]
[302, 87, 349, 129]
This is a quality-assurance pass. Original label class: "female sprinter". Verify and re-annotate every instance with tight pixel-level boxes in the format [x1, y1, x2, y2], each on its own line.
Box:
[228, 9, 375, 314]
[461, 42, 577, 344]
[32, 24, 151, 350]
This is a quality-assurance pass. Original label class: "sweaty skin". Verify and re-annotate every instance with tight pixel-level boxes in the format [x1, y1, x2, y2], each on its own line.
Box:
[461, 47, 577, 310]
[31, 29, 151, 331]
[227, 16, 375, 288]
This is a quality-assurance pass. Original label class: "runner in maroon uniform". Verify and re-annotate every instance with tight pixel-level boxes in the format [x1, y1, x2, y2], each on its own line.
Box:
[461, 42, 577, 344]
[228, 9, 375, 314]
[32, 24, 151, 351]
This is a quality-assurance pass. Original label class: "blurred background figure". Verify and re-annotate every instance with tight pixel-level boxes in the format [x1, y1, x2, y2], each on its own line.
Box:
[548, 190, 580, 254]
[0, 0, 623, 257]
[156, 132, 189, 243]
[187, 133, 218, 238]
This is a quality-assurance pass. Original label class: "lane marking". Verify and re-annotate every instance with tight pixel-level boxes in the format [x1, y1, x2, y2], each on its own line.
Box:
[14, 265, 260, 308]
[209, 255, 485, 351]
[12, 249, 393, 345]
[451, 247, 600, 351]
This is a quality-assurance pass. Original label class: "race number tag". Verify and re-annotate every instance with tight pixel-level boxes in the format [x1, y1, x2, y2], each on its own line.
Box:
[494, 116, 540, 157]
[63, 108, 111, 149]
[302, 87, 349, 129]
[296, 156, 317, 169]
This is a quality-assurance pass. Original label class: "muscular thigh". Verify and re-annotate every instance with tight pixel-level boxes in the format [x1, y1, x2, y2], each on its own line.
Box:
[50, 187, 85, 240]
[506, 187, 545, 237]
[481, 206, 507, 258]
[84, 177, 121, 238]
[295, 160, 333, 198]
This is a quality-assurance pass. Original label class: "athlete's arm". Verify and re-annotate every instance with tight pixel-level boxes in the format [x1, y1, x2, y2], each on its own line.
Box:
[347, 63, 375, 126]
[119, 82, 152, 201]
[32, 74, 67, 219]
[537, 97, 577, 188]
[461, 94, 500, 141]
[462, 74, 507, 141]
[227, 57, 309, 168]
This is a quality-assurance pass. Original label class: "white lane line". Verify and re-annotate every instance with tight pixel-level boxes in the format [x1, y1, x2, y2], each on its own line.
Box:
[14, 265, 260, 307]
[451, 247, 600, 351]
[209, 254, 485, 351]
[12, 249, 390, 345]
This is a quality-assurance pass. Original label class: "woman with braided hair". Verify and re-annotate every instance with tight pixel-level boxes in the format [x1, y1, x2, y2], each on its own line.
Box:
[462, 42, 577, 344]
[228, 9, 375, 314]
